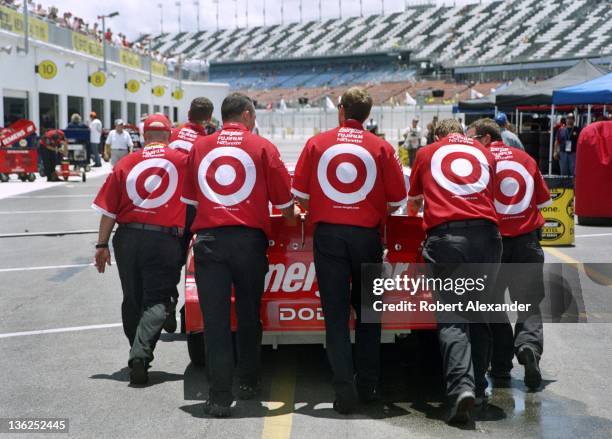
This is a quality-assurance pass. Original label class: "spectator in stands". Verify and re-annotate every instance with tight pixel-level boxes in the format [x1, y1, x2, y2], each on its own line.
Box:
[554, 113, 581, 177]
[105, 28, 113, 42]
[495, 112, 525, 150]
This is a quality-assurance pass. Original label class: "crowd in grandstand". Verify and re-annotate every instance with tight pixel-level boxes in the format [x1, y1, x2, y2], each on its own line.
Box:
[0, 0, 168, 63]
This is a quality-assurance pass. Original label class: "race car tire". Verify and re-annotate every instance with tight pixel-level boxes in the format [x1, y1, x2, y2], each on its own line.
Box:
[187, 332, 206, 367]
[0, 173, 8, 182]
[82, 172, 86, 183]
[27, 173, 36, 182]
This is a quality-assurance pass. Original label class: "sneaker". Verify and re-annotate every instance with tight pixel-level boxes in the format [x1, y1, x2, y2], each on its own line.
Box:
[203, 400, 231, 418]
[237, 383, 259, 400]
[448, 390, 475, 425]
[163, 300, 177, 333]
[129, 358, 148, 386]
[517, 346, 542, 390]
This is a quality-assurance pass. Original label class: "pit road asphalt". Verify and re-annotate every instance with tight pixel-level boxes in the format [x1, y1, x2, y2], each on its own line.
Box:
[0, 162, 611, 439]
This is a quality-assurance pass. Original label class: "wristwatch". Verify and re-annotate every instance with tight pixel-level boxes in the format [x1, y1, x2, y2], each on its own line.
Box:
[95, 243, 109, 249]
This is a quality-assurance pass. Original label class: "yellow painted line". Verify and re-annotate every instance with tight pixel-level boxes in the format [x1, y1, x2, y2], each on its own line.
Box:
[261, 350, 297, 439]
[543, 246, 579, 264]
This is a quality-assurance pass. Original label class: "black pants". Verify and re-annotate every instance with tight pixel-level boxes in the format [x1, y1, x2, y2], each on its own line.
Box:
[193, 226, 268, 407]
[40, 147, 59, 180]
[491, 231, 545, 374]
[112, 227, 182, 365]
[422, 222, 502, 401]
[313, 223, 383, 400]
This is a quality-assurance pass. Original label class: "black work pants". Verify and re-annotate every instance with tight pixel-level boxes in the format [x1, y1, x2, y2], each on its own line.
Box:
[193, 226, 268, 407]
[112, 227, 182, 365]
[491, 231, 545, 374]
[40, 147, 59, 180]
[313, 223, 383, 400]
[422, 222, 502, 401]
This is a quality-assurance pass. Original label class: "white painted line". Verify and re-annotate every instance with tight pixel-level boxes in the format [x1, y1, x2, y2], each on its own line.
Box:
[8, 194, 96, 199]
[0, 229, 98, 238]
[0, 209, 92, 215]
[0, 323, 122, 339]
[0, 263, 96, 273]
[575, 233, 612, 238]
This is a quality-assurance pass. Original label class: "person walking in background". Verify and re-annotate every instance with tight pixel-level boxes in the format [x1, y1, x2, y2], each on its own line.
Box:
[495, 113, 525, 150]
[88, 112, 102, 167]
[104, 119, 134, 166]
[554, 113, 581, 177]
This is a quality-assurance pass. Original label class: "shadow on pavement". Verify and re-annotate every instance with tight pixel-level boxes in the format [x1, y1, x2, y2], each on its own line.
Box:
[90, 366, 184, 387]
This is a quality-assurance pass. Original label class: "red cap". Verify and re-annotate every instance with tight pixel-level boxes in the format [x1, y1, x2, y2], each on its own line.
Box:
[144, 114, 171, 133]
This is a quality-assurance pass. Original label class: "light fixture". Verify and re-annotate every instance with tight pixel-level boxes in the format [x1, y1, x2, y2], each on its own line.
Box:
[65, 61, 75, 68]
[16, 46, 27, 54]
[140, 79, 147, 84]
[109, 71, 118, 78]
[0, 45, 12, 54]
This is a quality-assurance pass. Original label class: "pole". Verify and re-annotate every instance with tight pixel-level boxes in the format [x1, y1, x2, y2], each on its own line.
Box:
[360, 0, 363, 17]
[281, 0, 284, 25]
[102, 16, 107, 71]
[382, 0, 385, 15]
[23, 1, 29, 54]
[587, 104, 592, 124]
[299, 0, 303, 23]
[195, 0, 200, 31]
[339, 0, 342, 19]
[246, 0, 249, 28]
[263, 0, 266, 26]
[148, 39, 152, 82]
[216, 0, 219, 31]
[176, 1, 182, 33]
[319, 0, 322, 21]
[234, 0, 238, 28]
[158, 4, 164, 33]
[548, 104, 555, 175]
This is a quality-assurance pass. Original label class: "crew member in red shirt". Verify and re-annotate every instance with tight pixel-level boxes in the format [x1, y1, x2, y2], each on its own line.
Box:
[407, 119, 502, 425]
[92, 114, 187, 386]
[292, 87, 407, 414]
[467, 118, 551, 391]
[40, 129, 67, 182]
[164, 97, 215, 333]
[182, 93, 296, 417]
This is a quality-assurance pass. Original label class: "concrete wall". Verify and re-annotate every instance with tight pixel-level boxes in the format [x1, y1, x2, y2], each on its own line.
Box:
[0, 30, 229, 132]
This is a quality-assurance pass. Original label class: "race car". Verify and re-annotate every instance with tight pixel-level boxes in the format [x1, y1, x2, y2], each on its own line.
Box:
[183, 213, 435, 366]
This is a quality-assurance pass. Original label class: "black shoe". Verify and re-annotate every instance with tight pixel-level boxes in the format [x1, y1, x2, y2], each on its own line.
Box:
[93, 164, 102, 168]
[489, 369, 511, 380]
[517, 346, 542, 390]
[237, 383, 259, 400]
[163, 300, 177, 333]
[203, 400, 231, 418]
[357, 385, 380, 404]
[448, 391, 475, 425]
[333, 396, 358, 415]
[129, 358, 148, 385]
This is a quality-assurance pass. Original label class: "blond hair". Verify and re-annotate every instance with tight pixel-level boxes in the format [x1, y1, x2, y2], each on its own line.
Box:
[340, 87, 373, 122]
[434, 118, 464, 138]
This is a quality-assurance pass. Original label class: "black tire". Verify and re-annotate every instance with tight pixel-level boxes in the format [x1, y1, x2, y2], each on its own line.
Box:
[179, 305, 186, 334]
[0, 173, 8, 183]
[577, 216, 612, 226]
[27, 173, 36, 182]
[82, 172, 86, 183]
[187, 332, 206, 367]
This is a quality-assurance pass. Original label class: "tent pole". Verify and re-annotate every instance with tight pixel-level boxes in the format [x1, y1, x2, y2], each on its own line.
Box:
[587, 104, 592, 124]
[515, 108, 519, 130]
[548, 104, 555, 175]
[494, 106, 498, 118]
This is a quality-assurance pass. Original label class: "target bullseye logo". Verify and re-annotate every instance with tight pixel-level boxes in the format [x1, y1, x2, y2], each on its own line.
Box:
[494, 161, 534, 215]
[198, 147, 256, 206]
[431, 144, 490, 195]
[317, 143, 377, 204]
[126, 158, 178, 209]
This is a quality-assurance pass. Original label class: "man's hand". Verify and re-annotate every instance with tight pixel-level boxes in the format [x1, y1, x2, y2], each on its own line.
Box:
[553, 149, 560, 160]
[95, 247, 111, 273]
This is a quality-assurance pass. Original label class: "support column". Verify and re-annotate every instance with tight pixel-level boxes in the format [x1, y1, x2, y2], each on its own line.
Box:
[59, 94, 68, 129]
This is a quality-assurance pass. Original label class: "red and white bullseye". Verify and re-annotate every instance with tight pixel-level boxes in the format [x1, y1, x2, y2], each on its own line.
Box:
[431, 144, 490, 196]
[494, 161, 533, 215]
[126, 158, 178, 209]
[198, 147, 256, 206]
[317, 143, 377, 204]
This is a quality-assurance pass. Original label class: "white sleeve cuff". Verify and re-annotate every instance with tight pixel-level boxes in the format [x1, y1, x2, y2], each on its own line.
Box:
[274, 199, 294, 209]
[388, 199, 407, 207]
[408, 194, 423, 201]
[180, 196, 199, 206]
[91, 203, 117, 219]
[537, 199, 552, 209]
[291, 188, 310, 200]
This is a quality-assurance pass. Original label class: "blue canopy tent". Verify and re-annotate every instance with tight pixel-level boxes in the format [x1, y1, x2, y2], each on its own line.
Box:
[552, 72, 612, 105]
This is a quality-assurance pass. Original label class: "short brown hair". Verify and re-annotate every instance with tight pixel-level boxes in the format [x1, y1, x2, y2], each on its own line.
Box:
[468, 118, 502, 141]
[340, 87, 372, 122]
[188, 97, 214, 123]
[221, 93, 255, 122]
[434, 118, 464, 138]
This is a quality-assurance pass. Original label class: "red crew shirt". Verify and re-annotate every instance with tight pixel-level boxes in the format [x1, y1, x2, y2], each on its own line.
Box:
[181, 122, 293, 237]
[408, 133, 498, 231]
[292, 119, 407, 227]
[92, 143, 187, 228]
[168, 122, 207, 154]
[488, 140, 551, 237]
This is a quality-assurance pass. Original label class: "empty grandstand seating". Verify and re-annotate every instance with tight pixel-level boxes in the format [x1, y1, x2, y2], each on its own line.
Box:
[140, 0, 612, 69]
